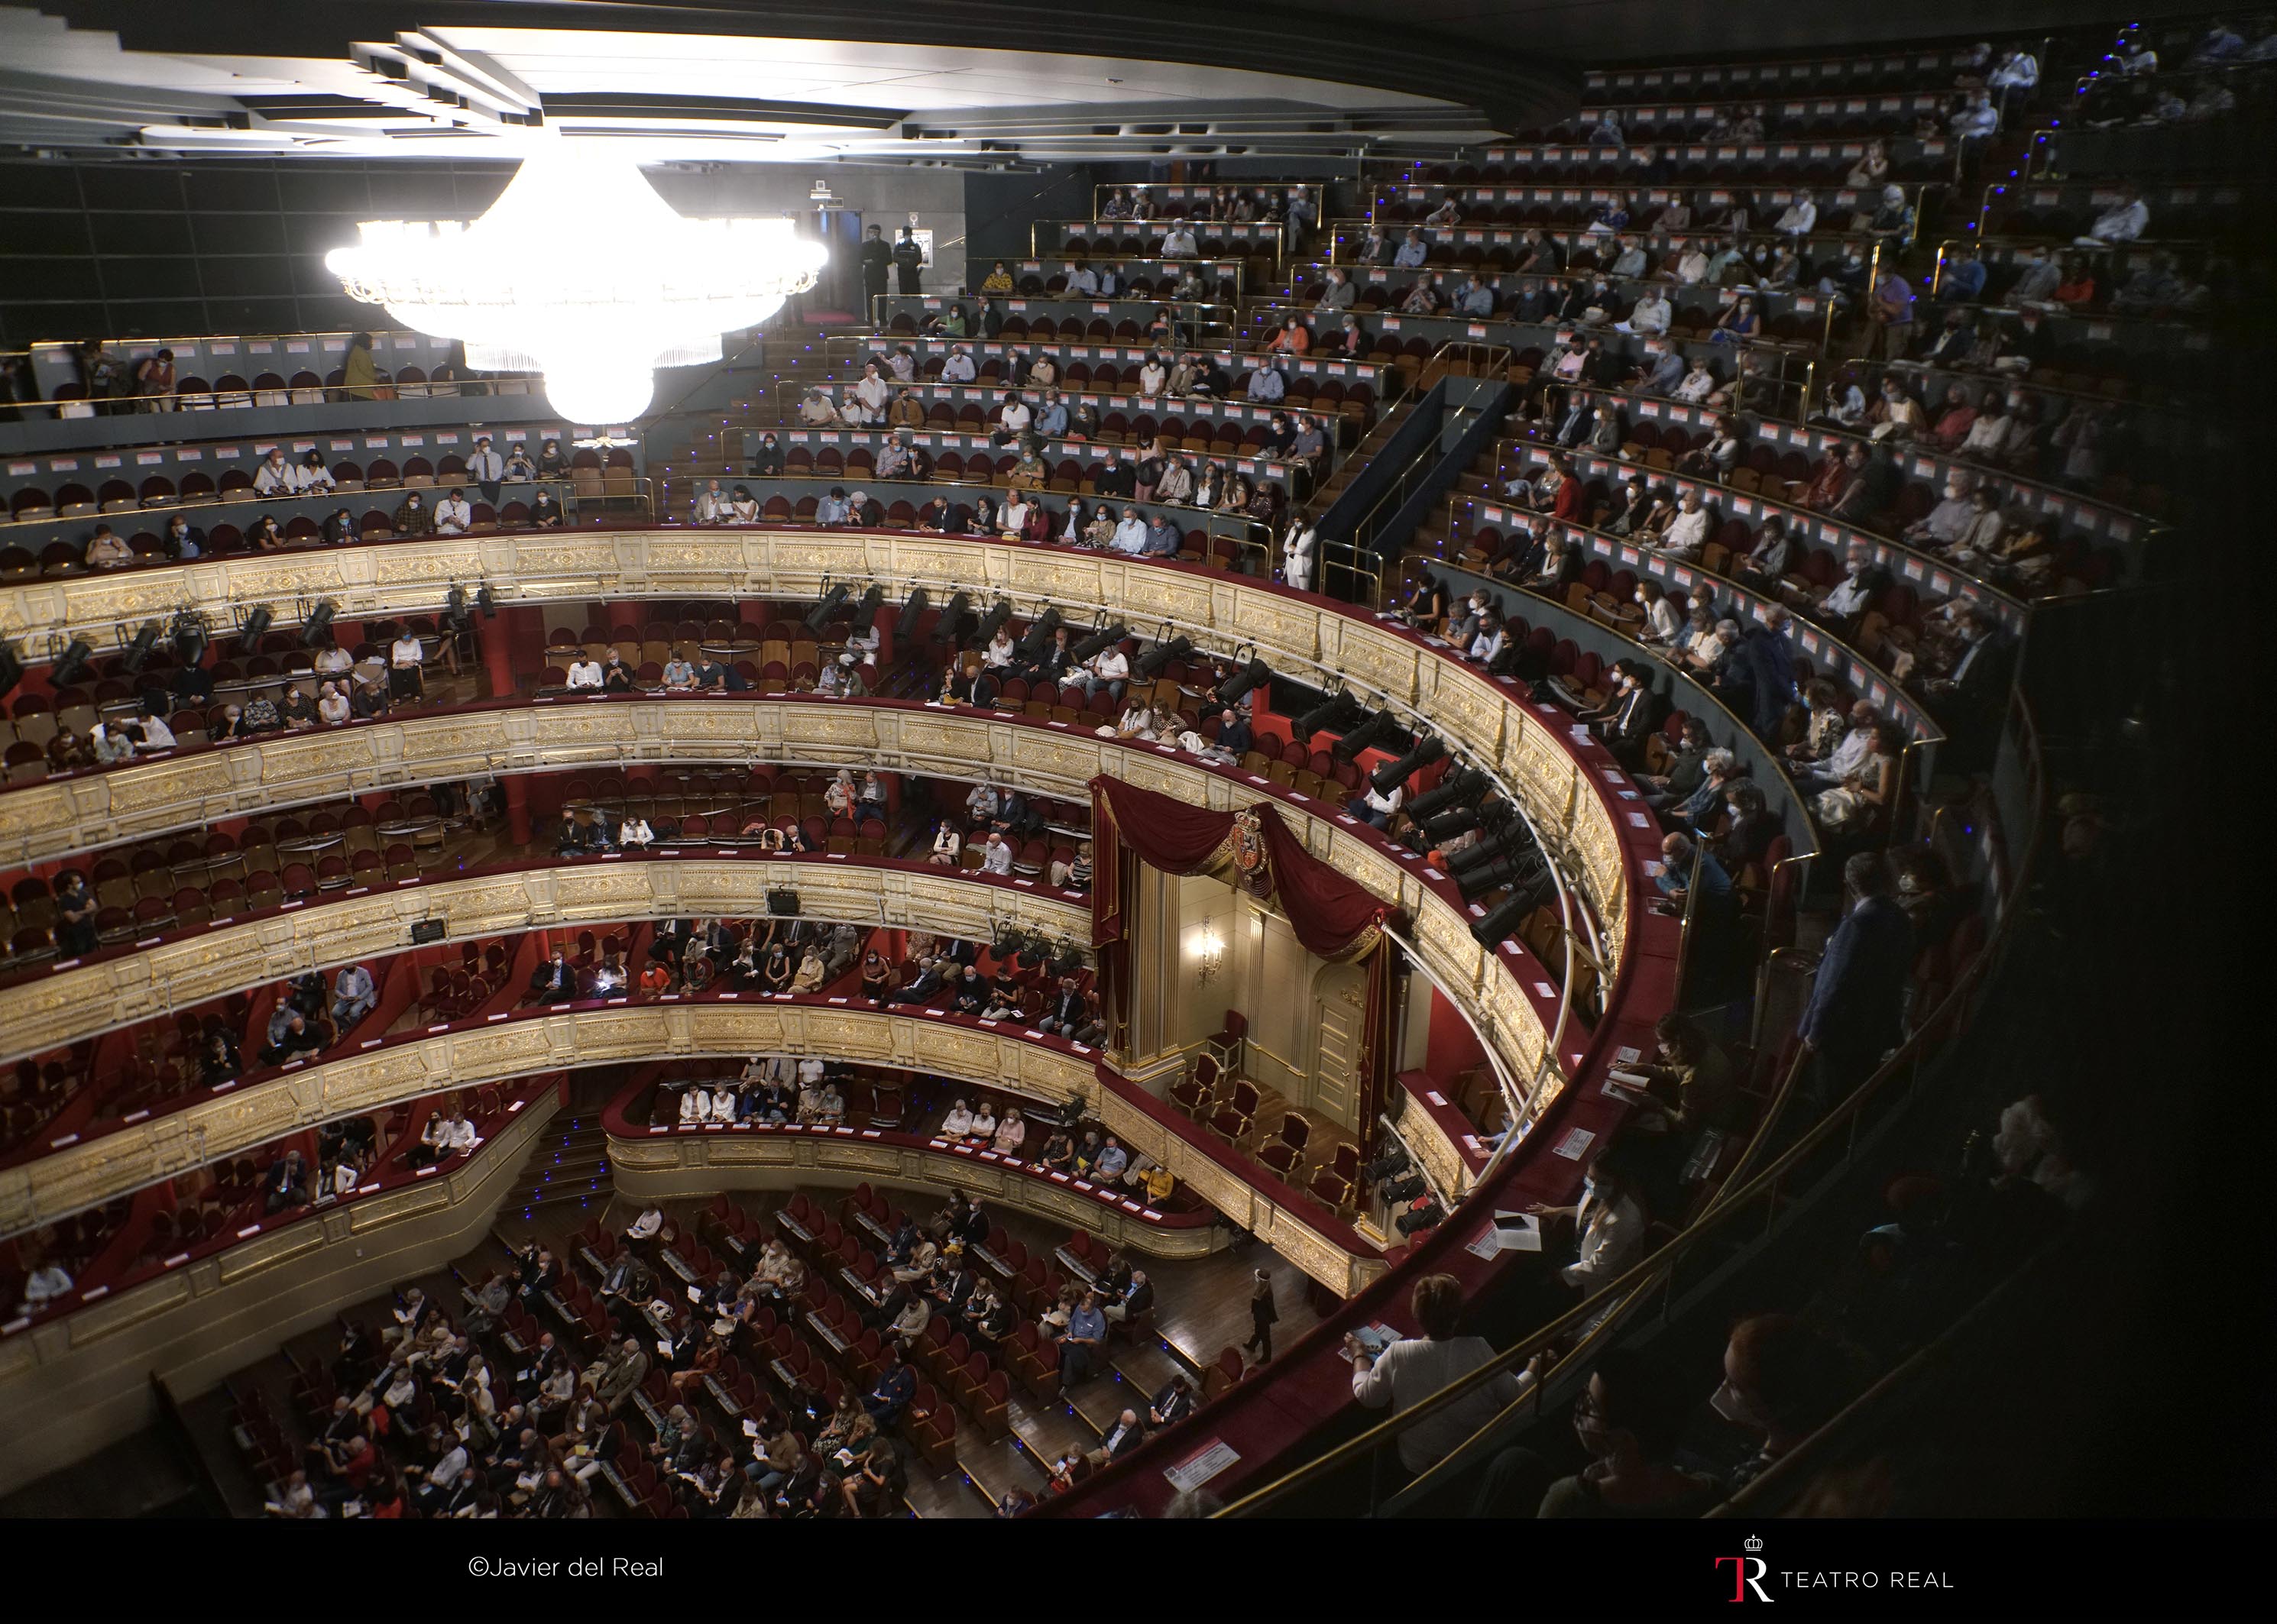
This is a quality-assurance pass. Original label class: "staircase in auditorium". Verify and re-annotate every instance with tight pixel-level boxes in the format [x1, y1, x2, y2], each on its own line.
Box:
[500, 1109, 614, 1221]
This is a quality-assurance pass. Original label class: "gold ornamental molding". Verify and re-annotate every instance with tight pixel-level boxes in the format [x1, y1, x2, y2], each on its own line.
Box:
[606, 1131, 1233, 1269]
[0, 700, 1576, 1129]
[0, 855, 1092, 1067]
[0, 529, 1627, 929]
[0, 1003, 1100, 1241]
[0, 1086, 560, 1498]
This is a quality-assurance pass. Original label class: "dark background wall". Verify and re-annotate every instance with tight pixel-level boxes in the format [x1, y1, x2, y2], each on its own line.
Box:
[0, 157, 971, 348]
[0, 158, 518, 348]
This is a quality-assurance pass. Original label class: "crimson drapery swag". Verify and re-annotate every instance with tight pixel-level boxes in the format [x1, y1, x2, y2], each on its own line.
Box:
[1088, 773, 1401, 1158]
[1087, 775, 1394, 958]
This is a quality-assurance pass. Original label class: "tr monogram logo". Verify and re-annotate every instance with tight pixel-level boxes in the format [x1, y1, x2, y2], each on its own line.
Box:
[1715, 1537, 1774, 1603]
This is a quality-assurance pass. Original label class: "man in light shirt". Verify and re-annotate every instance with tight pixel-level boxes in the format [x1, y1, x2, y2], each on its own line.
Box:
[331, 962, 377, 1029]
[1159, 221, 1197, 257]
[1245, 362, 1286, 403]
[980, 832, 1015, 875]
[1110, 506, 1148, 555]
[433, 487, 475, 535]
[940, 346, 977, 383]
[1773, 190, 1817, 236]
[996, 391, 1032, 438]
[566, 655, 604, 690]
[2080, 184, 2149, 246]
[1142, 515, 1182, 557]
[254, 447, 296, 495]
[1349, 776, 1402, 828]
[693, 480, 727, 524]
[1082, 641, 1130, 703]
[467, 435, 504, 506]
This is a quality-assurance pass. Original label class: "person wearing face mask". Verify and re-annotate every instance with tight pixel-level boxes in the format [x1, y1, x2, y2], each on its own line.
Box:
[1814, 543, 1890, 636]
[1713, 1313, 1852, 1494]
[1537, 1348, 1721, 1517]
[1634, 580, 1683, 645]
[2004, 247, 2060, 308]
[1528, 1140, 1649, 1290]
[1346, 1273, 1530, 1477]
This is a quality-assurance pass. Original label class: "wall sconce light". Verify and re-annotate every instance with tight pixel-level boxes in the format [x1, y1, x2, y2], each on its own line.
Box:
[1192, 925, 1225, 988]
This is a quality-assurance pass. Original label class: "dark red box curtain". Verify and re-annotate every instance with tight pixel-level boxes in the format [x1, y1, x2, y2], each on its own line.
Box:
[1088, 776, 1395, 960]
[1088, 775, 1402, 1156]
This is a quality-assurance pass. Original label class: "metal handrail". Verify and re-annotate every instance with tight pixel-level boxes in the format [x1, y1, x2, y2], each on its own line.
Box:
[1212, 691, 2043, 1518]
[0, 474, 607, 547]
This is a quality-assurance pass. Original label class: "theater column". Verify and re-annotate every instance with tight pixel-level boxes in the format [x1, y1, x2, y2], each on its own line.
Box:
[503, 774, 531, 846]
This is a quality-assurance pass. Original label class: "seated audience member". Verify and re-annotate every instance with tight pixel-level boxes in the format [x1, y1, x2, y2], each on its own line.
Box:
[1348, 1273, 1530, 1475]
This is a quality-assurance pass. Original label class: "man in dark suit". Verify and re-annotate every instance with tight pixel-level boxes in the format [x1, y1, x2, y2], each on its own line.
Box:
[526, 950, 575, 1005]
[1035, 975, 1087, 1036]
[1597, 663, 1662, 769]
[1733, 606, 1799, 742]
[859, 224, 892, 311]
[1101, 1409, 1145, 1460]
[1797, 852, 1914, 1118]
[1919, 601, 2014, 775]
[1103, 1268, 1153, 1326]
[1216, 707, 1253, 756]
[889, 962, 944, 1004]
[1147, 1375, 1196, 1431]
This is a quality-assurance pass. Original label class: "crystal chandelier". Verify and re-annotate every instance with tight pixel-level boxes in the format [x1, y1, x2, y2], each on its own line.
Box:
[326, 138, 825, 424]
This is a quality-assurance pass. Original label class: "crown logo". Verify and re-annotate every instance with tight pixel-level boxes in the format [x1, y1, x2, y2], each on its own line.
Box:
[1743, 1535, 1764, 1553]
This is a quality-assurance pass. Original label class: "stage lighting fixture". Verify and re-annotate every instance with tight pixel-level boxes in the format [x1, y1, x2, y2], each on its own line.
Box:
[1070, 623, 1129, 664]
[52, 639, 94, 687]
[892, 585, 930, 639]
[302, 601, 335, 647]
[1408, 767, 1488, 819]
[1421, 806, 1482, 841]
[0, 642, 23, 700]
[1333, 709, 1400, 760]
[1371, 736, 1446, 794]
[973, 599, 1013, 647]
[1470, 889, 1535, 946]
[850, 584, 886, 633]
[121, 620, 162, 673]
[1016, 607, 1062, 660]
[1215, 658, 1270, 705]
[236, 606, 273, 654]
[803, 582, 850, 632]
[1292, 691, 1354, 740]
[1135, 636, 1194, 678]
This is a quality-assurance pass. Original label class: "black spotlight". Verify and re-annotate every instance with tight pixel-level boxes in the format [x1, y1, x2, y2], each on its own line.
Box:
[236, 605, 273, 655]
[446, 586, 471, 632]
[938, 590, 973, 642]
[172, 620, 206, 670]
[1015, 607, 1062, 660]
[1070, 623, 1128, 664]
[893, 585, 930, 639]
[1408, 766, 1488, 820]
[52, 638, 93, 687]
[1215, 657, 1271, 705]
[803, 582, 850, 633]
[1469, 888, 1536, 946]
[121, 619, 161, 674]
[0, 641, 22, 701]
[1371, 736, 1446, 794]
[1291, 691, 1353, 740]
[1421, 806, 1482, 841]
[476, 584, 497, 616]
[1135, 635, 1193, 678]
[973, 599, 1013, 648]
[1334, 709, 1400, 760]
[302, 601, 334, 648]
[850, 584, 886, 633]
[1449, 830, 1533, 876]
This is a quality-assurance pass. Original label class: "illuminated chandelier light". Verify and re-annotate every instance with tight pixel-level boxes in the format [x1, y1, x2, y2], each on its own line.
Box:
[325, 138, 825, 425]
